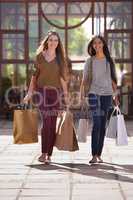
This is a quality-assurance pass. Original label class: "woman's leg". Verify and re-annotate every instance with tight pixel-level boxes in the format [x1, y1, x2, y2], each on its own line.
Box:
[97, 96, 112, 159]
[41, 114, 51, 154]
[88, 94, 101, 162]
[47, 115, 57, 156]
[41, 88, 59, 161]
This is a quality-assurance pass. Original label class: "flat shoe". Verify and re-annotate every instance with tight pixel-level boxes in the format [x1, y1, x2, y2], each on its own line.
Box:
[38, 156, 46, 163]
[89, 157, 97, 164]
[97, 157, 103, 163]
[45, 158, 51, 165]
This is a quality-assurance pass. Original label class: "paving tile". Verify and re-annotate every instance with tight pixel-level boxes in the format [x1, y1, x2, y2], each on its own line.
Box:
[0, 120, 133, 200]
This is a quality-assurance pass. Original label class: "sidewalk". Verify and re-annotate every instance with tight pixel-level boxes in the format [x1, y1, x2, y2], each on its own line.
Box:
[0, 120, 133, 200]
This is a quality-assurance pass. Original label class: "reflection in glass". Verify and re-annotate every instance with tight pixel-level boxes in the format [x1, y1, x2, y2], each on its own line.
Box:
[29, 38, 38, 60]
[108, 33, 131, 59]
[117, 63, 132, 115]
[2, 34, 25, 59]
[107, 2, 132, 30]
[1, 3, 25, 29]
[67, 2, 91, 26]
[1, 64, 26, 87]
[41, 3, 65, 27]
[29, 10, 38, 59]
[29, 3, 38, 14]
[1, 64, 26, 109]
[94, 2, 104, 35]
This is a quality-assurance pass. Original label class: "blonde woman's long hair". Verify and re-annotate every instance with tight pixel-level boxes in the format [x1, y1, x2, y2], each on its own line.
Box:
[36, 31, 67, 80]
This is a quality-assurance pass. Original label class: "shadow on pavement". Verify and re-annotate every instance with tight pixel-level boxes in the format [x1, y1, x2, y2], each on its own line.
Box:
[27, 162, 133, 183]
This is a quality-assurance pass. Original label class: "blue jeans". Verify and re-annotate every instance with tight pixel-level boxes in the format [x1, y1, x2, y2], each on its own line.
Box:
[88, 93, 112, 156]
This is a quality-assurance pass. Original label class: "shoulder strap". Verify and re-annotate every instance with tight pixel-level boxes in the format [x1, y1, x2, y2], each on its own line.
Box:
[84, 57, 93, 96]
[88, 57, 93, 85]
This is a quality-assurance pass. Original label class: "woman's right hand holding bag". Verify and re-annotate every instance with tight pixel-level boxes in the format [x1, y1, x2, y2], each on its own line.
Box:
[23, 91, 33, 104]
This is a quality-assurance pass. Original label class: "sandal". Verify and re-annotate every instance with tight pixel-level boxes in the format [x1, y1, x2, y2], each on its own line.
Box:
[38, 154, 47, 163]
[89, 156, 97, 164]
[45, 156, 51, 164]
[97, 156, 103, 163]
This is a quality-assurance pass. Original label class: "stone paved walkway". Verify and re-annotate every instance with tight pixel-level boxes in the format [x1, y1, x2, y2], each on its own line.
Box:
[0, 120, 133, 200]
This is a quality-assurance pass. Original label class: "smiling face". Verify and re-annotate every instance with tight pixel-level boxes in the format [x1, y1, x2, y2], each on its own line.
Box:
[47, 34, 59, 50]
[92, 37, 104, 54]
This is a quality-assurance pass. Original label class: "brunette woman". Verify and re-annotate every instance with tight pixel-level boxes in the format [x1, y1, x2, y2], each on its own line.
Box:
[80, 35, 118, 163]
[24, 31, 68, 164]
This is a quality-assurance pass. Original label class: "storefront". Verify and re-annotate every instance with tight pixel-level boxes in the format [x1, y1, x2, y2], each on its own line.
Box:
[0, 0, 133, 117]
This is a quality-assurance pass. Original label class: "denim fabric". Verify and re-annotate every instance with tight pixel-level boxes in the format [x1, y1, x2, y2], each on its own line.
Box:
[88, 93, 112, 156]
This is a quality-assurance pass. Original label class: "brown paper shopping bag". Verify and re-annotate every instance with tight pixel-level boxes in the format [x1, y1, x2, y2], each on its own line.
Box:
[55, 110, 79, 151]
[13, 109, 38, 144]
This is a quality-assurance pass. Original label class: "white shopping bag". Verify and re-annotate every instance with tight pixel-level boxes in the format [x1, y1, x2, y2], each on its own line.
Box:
[106, 107, 117, 138]
[77, 119, 89, 142]
[106, 106, 128, 146]
[116, 108, 128, 146]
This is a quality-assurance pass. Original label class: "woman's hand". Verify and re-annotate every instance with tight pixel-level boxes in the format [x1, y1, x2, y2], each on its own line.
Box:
[113, 95, 119, 106]
[23, 92, 32, 104]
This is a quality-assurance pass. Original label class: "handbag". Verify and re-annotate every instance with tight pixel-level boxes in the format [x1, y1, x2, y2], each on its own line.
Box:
[13, 104, 38, 144]
[55, 110, 79, 151]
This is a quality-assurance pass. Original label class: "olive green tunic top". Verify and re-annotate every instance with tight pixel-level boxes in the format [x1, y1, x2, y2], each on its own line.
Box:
[34, 53, 62, 88]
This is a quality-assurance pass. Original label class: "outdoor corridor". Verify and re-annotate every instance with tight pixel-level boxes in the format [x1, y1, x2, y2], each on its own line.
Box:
[0, 120, 133, 200]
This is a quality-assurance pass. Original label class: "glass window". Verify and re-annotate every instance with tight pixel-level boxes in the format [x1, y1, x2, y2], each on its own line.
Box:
[115, 63, 132, 88]
[68, 27, 89, 61]
[28, 3, 38, 60]
[29, 3, 38, 14]
[116, 63, 132, 115]
[1, 64, 26, 107]
[41, 18, 53, 37]
[68, 18, 91, 61]
[94, 2, 104, 35]
[1, 3, 25, 30]
[2, 34, 25, 60]
[29, 15, 38, 38]
[107, 2, 132, 30]
[108, 33, 131, 59]
[41, 2, 65, 27]
[1, 64, 26, 86]
[29, 38, 38, 60]
[67, 2, 91, 26]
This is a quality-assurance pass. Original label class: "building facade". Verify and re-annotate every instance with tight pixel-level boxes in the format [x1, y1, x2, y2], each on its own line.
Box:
[0, 0, 133, 117]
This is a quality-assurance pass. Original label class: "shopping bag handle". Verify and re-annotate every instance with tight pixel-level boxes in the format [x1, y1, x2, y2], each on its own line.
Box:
[115, 106, 121, 115]
[17, 102, 35, 110]
[110, 106, 121, 117]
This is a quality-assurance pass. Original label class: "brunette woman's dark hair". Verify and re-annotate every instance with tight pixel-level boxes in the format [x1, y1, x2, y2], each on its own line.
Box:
[87, 35, 117, 84]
